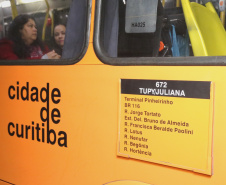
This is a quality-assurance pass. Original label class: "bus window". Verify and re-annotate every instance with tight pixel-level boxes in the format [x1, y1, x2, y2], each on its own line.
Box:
[0, 0, 91, 64]
[94, 0, 226, 65]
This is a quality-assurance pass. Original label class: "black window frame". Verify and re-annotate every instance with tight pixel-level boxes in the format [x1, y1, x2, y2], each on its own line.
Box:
[0, 0, 92, 66]
[93, 0, 226, 66]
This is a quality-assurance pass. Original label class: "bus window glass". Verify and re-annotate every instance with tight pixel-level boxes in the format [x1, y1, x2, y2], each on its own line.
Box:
[95, 0, 226, 62]
[0, 0, 90, 62]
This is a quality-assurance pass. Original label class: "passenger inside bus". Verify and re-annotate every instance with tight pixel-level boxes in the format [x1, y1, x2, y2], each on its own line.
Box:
[0, 14, 60, 60]
[49, 23, 66, 56]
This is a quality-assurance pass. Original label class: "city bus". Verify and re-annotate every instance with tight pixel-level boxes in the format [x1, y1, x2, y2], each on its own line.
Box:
[0, 0, 226, 184]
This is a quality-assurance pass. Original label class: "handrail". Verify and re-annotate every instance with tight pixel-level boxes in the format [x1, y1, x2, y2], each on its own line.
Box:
[220, 11, 225, 26]
[42, 0, 50, 41]
[50, 10, 54, 36]
[162, 0, 165, 7]
[219, 0, 226, 26]
[10, 0, 18, 19]
[176, 0, 181, 7]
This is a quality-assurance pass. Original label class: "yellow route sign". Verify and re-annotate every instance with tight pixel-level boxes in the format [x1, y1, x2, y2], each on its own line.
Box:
[118, 79, 214, 175]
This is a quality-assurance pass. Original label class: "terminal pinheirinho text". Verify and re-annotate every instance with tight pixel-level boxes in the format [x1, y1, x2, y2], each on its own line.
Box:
[124, 97, 173, 105]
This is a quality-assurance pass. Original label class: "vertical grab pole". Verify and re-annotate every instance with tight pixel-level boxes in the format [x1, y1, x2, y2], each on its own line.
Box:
[176, 0, 181, 7]
[42, 0, 50, 41]
[50, 10, 54, 36]
[10, 0, 18, 19]
[219, 0, 225, 27]
[220, 11, 225, 27]
[162, 0, 165, 7]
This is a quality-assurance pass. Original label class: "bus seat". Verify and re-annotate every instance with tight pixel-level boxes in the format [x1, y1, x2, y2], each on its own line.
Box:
[181, 0, 226, 56]
[118, 0, 164, 57]
[125, 0, 159, 33]
[101, 0, 164, 58]
[62, 0, 88, 59]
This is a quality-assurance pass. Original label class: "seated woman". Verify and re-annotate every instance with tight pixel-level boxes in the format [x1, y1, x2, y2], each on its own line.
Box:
[50, 24, 66, 56]
[0, 14, 60, 60]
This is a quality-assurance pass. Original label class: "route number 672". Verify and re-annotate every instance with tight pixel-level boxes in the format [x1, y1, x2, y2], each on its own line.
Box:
[156, 82, 167, 88]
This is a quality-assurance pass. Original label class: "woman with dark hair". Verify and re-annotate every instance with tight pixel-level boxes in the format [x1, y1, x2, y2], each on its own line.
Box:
[50, 24, 66, 56]
[0, 14, 60, 60]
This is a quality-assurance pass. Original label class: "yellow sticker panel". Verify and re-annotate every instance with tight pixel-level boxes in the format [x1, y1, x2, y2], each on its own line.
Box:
[118, 79, 213, 175]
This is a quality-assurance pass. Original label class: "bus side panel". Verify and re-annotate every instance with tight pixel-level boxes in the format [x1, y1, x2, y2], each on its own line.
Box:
[1, 47, 226, 184]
